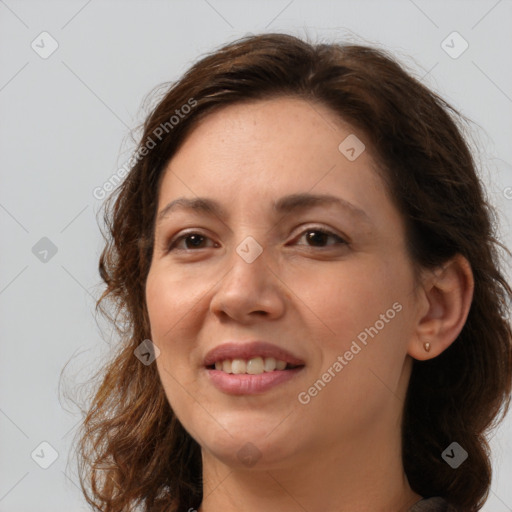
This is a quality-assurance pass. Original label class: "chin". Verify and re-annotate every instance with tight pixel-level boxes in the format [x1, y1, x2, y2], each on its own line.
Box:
[192, 418, 305, 470]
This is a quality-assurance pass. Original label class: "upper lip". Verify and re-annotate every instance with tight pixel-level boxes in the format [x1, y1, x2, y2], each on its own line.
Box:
[203, 341, 305, 367]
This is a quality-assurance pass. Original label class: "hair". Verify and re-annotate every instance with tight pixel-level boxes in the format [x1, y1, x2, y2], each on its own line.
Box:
[72, 32, 512, 512]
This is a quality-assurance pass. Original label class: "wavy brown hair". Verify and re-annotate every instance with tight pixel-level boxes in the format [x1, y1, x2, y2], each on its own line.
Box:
[71, 33, 512, 512]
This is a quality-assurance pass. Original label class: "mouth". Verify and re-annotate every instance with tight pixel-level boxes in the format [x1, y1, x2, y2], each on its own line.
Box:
[203, 341, 306, 395]
[206, 357, 304, 375]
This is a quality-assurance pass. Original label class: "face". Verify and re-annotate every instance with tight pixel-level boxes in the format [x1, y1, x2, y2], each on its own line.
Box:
[145, 97, 420, 470]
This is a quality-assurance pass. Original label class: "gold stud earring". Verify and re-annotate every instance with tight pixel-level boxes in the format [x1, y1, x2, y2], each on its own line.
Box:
[423, 342, 431, 352]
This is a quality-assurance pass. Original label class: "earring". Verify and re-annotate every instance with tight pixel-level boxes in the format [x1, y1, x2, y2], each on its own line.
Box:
[423, 342, 431, 352]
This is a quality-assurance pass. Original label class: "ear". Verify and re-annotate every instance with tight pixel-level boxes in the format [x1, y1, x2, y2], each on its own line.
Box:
[407, 254, 474, 361]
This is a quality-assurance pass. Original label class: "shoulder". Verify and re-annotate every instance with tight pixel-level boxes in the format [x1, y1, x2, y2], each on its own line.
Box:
[408, 497, 455, 512]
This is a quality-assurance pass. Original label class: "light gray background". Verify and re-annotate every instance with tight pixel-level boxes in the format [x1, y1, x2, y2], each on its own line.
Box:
[1, 1, 511, 511]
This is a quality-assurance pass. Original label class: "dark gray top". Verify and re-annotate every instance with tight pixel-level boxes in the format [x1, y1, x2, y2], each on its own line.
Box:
[409, 497, 452, 511]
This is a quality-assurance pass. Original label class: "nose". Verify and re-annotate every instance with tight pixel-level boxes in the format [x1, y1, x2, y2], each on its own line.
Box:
[209, 243, 287, 324]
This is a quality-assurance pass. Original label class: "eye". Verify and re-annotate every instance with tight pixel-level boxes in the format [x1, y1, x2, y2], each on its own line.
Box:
[168, 232, 218, 252]
[167, 227, 347, 253]
[293, 227, 347, 248]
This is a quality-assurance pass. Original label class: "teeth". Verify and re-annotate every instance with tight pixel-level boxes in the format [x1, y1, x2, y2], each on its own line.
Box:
[231, 359, 246, 374]
[246, 357, 264, 374]
[212, 356, 292, 375]
[264, 357, 277, 372]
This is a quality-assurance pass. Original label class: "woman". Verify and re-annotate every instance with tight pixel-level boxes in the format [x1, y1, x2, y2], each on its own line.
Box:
[75, 33, 512, 511]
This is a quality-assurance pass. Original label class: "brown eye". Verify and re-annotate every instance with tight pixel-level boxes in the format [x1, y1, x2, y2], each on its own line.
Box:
[168, 232, 217, 251]
[296, 228, 347, 247]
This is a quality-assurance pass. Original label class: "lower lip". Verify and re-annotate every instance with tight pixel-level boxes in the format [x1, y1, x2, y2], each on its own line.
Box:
[205, 367, 304, 395]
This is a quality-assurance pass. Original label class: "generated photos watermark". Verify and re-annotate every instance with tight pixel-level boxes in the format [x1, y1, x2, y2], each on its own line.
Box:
[93, 98, 197, 200]
[298, 301, 403, 405]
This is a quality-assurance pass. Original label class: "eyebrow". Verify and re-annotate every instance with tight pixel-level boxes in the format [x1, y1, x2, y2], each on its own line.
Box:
[156, 193, 373, 227]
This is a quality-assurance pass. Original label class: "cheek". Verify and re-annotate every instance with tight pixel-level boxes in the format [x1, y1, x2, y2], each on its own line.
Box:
[296, 307, 410, 440]
[290, 261, 396, 345]
[146, 271, 199, 419]
[145, 271, 194, 382]
[145, 266, 202, 334]
[297, 258, 412, 404]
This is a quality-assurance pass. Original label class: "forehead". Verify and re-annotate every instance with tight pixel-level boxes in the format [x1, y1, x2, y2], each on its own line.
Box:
[160, 97, 379, 193]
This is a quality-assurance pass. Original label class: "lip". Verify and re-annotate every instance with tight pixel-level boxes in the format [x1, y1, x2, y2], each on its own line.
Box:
[203, 340, 305, 367]
[206, 367, 304, 395]
[203, 340, 306, 396]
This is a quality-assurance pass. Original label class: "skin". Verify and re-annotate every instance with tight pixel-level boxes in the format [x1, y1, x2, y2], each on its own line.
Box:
[145, 97, 474, 512]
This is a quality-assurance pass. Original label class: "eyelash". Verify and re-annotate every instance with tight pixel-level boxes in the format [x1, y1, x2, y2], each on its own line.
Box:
[167, 226, 348, 252]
